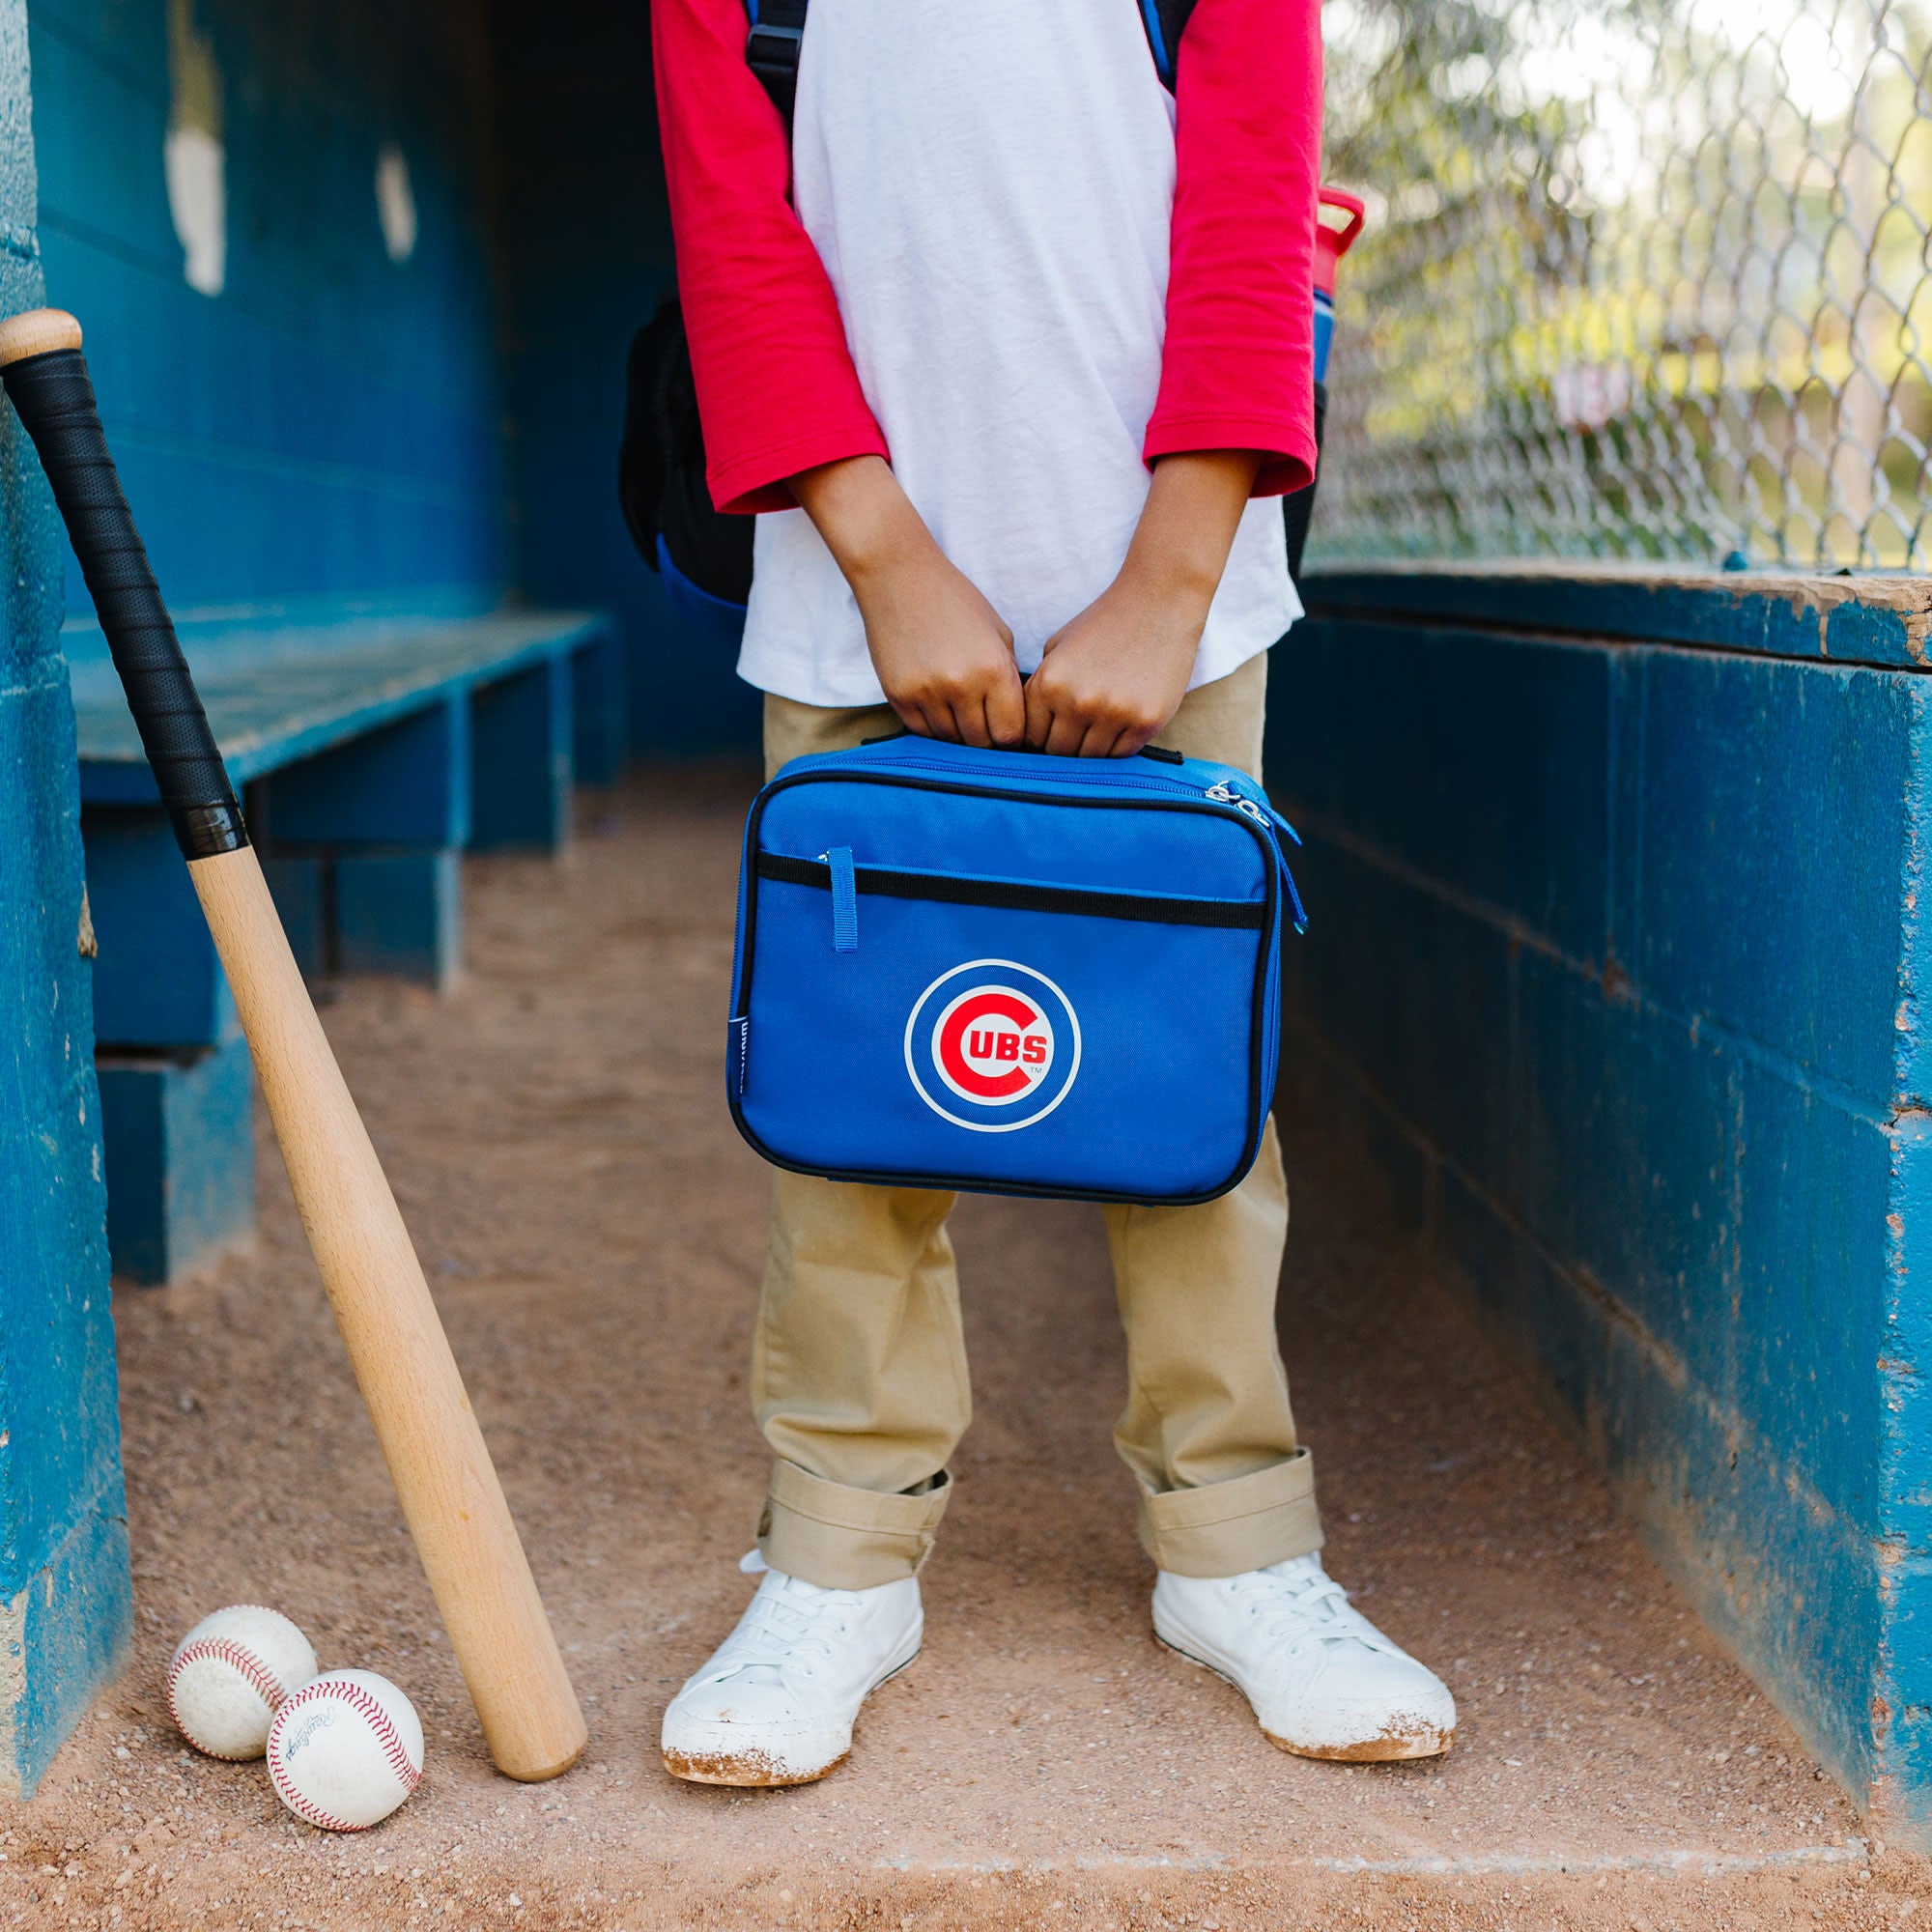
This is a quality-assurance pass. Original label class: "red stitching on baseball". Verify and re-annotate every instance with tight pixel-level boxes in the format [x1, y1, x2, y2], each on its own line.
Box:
[167, 1634, 294, 1757]
[265, 1758, 362, 1836]
[267, 1677, 421, 1833]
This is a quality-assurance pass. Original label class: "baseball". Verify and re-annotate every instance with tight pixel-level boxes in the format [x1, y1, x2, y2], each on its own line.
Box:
[267, 1669, 425, 1831]
[166, 1605, 318, 1760]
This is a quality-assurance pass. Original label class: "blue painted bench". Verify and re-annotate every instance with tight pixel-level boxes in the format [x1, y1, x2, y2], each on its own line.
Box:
[72, 608, 625, 1284]
[1267, 561, 1932, 1846]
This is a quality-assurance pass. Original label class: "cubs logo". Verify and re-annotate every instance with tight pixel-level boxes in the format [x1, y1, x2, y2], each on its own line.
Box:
[904, 960, 1081, 1133]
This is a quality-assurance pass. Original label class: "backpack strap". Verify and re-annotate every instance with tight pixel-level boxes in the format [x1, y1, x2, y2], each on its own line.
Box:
[744, 0, 1196, 122]
[745, 0, 810, 122]
[1139, 0, 1199, 89]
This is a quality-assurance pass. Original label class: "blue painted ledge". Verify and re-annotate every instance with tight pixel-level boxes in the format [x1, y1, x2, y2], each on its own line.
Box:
[1302, 560, 1932, 668]
[1271, 562, 1932, 1847]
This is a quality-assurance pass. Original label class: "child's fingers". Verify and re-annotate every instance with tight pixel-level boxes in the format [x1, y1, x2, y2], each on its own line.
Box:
[950, 695, 995, 749]
[891, 698, 937, 740]
[1040, 705, 1088, 757]
[1108, 708, 1165, 758]
[984, 668, 1027, 749]
[1022, 678, 1056, 751]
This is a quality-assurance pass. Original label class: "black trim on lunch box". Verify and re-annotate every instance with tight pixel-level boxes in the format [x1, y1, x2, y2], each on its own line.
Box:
[754, 851, 1268, 930]
[727, 766, 1283, 1208]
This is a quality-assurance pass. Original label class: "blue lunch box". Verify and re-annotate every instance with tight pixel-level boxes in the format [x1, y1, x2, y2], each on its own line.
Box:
[726, 735, 1307, 1206]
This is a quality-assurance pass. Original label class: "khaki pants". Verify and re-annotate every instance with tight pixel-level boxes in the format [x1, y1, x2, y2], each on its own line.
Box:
[752, 652, 1321, 1588]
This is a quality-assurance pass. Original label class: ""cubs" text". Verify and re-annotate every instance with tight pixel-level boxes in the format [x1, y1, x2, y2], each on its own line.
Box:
[968, 1030, 1047, 1065]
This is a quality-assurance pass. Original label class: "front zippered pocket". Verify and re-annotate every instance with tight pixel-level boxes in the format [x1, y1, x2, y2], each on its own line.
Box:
[771, 759, 1308, 933]
[739, 770, 1284, 1027]
[758, 852, 1267, 952]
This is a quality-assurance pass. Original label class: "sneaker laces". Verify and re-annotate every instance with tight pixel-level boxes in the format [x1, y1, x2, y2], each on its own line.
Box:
[704, 1575, 865, 1688]
[1228, 1557, 1402, 1659]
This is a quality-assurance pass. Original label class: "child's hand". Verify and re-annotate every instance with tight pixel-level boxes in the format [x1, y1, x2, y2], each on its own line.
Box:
[1024, 578, 1202, 758]
[793, 455, 1025, 748]
[1025, 450, 1265, 757]
[856, 545, 1026, 748]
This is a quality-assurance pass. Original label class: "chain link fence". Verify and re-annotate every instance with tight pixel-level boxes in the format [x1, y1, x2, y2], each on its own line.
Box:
[1311, 0, 1932, 571]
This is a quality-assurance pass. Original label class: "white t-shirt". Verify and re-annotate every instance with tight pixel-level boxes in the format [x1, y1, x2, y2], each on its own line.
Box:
[734, 0, 1302, 709]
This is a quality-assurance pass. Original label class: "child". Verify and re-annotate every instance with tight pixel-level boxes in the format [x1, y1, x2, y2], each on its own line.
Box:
[651, 0, 1455, 1785]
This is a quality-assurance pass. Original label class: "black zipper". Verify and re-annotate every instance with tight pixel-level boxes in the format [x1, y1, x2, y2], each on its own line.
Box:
[755, 852, 1267, 931]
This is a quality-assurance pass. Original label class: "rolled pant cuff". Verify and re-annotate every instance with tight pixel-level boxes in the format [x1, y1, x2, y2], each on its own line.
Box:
[757, 1460, 953, 1590]
[1137, 1449, 1321, 1577]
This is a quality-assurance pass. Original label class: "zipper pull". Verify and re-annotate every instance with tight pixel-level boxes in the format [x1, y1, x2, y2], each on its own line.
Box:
[1205, 781, 1308, 933]
[1207, 776, 1303, 846]
[824, 847, 859, 952]
[1205, 777, 1269, 826]
[1281, 857, 1309, 936]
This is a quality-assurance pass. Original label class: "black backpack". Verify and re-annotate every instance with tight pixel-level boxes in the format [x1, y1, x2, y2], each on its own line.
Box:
[618, 296, 757, 609]
[623, 0, 1256, 614]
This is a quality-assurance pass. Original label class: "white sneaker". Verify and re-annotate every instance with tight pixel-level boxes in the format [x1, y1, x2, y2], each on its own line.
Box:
[1153, 1552, 1455, 1762]
[660, 1563, 922, 1786]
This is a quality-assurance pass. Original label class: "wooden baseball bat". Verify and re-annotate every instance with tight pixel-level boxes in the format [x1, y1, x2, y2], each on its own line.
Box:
[0, 308, 586, 1784]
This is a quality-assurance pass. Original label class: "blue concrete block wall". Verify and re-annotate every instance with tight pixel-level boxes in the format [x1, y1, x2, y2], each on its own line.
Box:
[28, 0, 509, 620]
[487, 0, 760, 757]
[0, 0, 131, 1796]
[1270, 567, 1932, 1841]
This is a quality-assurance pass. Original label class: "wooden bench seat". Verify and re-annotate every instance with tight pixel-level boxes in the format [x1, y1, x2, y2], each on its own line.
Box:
[73, 606, 624, 1283]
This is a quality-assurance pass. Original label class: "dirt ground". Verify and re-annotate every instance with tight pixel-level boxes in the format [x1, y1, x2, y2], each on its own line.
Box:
[4, 766, 1925, 1931]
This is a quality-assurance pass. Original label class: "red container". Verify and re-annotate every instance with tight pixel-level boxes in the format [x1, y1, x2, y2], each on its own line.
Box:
[1290, 187, 1368, 582]
[1314, 186, 1367, 299]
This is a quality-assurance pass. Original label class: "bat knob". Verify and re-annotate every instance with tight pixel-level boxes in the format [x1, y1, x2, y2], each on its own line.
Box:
[0, 308, 83, 369]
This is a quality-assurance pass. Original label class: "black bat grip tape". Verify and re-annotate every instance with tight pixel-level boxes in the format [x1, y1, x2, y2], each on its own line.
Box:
[3, 347, 245, 860]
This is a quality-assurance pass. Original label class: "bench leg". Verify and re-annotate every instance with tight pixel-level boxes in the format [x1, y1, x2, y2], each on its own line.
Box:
[82, 807, 235, 1048]
[255, 696, 471, 989]
[335, 849, 463, 989]
[84, 809, 255, 1286]
[97, 1036, 256, 1285]
[572, 631, 628, 786]
[260, 853, 328, 979]
[470, 655, 574, 853]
